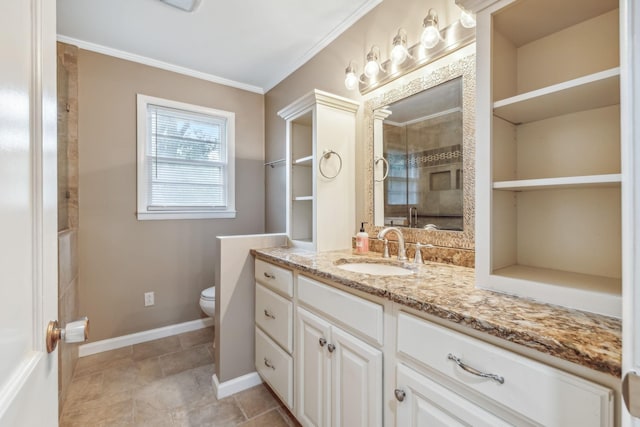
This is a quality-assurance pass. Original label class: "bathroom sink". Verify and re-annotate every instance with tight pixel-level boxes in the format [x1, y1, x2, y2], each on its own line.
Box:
[335, 261, 414, 276]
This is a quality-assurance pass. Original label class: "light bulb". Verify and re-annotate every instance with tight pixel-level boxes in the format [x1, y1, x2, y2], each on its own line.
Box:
[421, 9, 441, 49]
[364, 60, 380, 79]
[460, 9, 476, 28]
[421, 26, 440, 49]
[344, 70, 358, 90]
[390, 29, 409, 65]
[390, 45, 408, 65]
[364, 46, 381, 79]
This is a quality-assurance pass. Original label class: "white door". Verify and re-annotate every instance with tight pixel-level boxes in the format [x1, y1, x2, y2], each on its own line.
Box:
[297, 308, 331, 427]
[622, 0, 640, 425]
[331, 326, 382, 427]
[0, 0, 59, 425]
[395, 364, 511, 427]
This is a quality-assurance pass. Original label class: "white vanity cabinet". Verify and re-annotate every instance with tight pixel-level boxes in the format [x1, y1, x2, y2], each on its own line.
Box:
[296, 275, 383, 427]
[254, 259, 294, 409]
[395, 311, 614, 426]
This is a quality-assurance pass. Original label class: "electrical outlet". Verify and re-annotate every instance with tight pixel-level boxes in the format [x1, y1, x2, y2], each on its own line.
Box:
[144, 291, 155, 307]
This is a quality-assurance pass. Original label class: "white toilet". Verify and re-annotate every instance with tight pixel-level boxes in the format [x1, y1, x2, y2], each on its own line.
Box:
[199, 286, 215, 317]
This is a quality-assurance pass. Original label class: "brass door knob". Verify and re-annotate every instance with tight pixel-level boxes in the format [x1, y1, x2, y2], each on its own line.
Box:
[46, 317, 89, 353]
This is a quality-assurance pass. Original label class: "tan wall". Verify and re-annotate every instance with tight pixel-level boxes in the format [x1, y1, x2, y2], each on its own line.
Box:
[78, 50, 265, 341]
[264, 0, 462, 233]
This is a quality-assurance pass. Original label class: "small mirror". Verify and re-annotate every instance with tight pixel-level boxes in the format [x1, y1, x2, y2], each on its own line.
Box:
[364, 54, 475, 250]
[375, 77, 463, 231]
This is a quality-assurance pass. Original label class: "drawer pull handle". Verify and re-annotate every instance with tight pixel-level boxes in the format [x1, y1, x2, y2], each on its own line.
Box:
[394, 389, 406, 402]
[327, 344, 336, 353]
[447, 353, 504, 385]
[319, 338, 327, 347]
[264, 309, 276, 319]
[264, 358, 276, 370]
[263, 272, 275, 279]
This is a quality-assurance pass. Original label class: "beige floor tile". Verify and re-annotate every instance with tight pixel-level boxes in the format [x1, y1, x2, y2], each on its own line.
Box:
[238, 408, 289, 427]
[134, 399, 175, 426]
[172, 398, 246, 427]
[161, 344, 214, 376]
[134, 364, 217, 411]
[234, 384, 280, 419]
[62, 371, 104, 412]
[60, 397, 134, 427]
[277, 407, 302, 427]
[132, 335, 182, 361]
[73, 346, 132, 378]
[134, 356, 166, 384]
[178, 326, 214, 349]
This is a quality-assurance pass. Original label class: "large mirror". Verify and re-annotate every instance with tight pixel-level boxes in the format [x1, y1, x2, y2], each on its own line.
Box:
[364, 54, 475, 250]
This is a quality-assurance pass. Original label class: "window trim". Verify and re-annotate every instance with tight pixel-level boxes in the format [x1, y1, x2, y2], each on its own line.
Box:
[136, 94, 236, 220]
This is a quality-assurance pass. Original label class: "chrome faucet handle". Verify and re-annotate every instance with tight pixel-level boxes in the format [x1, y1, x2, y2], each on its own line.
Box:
[381, 238, 390, 258]
[414, 243, 433, 264]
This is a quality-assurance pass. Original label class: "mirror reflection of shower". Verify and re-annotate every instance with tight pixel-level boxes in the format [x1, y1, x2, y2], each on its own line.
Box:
[376, 77, 463, 231]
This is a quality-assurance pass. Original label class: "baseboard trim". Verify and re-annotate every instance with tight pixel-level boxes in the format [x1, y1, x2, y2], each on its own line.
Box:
[212, 372, 262, 399]
[78, 317, 214, 357]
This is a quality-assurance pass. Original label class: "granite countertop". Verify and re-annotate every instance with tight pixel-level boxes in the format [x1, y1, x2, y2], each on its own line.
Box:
[252, 246, 621, 377]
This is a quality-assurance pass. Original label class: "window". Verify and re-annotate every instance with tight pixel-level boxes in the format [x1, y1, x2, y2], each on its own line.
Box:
[136, 94, 235, 220]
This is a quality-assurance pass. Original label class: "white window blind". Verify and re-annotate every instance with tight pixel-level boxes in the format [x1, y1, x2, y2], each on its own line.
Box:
[137, 95, 236, 220]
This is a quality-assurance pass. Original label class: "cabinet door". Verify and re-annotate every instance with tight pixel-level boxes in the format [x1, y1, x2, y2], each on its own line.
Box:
[297, 308, 332, 427]
[396, 364, 512, 427]
[331, 326, 382, 427]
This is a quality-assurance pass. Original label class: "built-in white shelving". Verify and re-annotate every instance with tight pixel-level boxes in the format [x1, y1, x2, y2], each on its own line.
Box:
[471, 0, 622, 317]
[493, 174, 621, 191]
[279, 90, 359, 252]
[493, 68, 620, 124]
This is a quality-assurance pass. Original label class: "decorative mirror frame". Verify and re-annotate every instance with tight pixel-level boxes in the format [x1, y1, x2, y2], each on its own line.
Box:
[363, 53, 475, 250]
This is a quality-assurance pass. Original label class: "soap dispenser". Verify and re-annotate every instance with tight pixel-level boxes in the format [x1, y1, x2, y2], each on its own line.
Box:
[355, 222, 369, 255]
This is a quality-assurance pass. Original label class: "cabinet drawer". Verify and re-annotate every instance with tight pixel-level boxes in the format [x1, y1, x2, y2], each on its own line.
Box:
[255, 259, 293, 297]
[297, 275, 383, 345]
[397, 312, 613, 427]
[255, 283, 293, 353]
[255, 328, 293, 409]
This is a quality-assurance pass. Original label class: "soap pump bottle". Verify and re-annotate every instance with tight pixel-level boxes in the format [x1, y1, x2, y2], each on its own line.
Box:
[355, 222, 369, 255]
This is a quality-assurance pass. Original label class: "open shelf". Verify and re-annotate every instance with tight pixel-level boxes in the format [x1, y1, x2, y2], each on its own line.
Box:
[493, 68, 620, 124]
[293, 196, 313, 201]
[493, 174, 621, 191]
[484, 265, 621, 317]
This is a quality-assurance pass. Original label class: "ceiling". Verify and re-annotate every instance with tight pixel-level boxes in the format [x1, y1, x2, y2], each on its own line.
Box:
[56, 0, 382, 94]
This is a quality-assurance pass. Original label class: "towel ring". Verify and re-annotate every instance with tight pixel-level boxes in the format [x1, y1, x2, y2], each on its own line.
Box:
[318, 149, 342, 179]
[374, 156, 389, 182]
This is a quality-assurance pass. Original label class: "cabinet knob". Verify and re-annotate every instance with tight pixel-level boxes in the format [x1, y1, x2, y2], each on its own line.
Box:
[263, 309, 276, 319]
[327, 343, 336, 353]
[263, 357, 276, 370]
[319, 338, 327, 347]
[394, 389, 406, 402]
[263, 272, 275, 279]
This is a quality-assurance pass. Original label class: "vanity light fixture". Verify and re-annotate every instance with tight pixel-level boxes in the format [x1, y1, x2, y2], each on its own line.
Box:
[390, 29, 411, 66]
[344, 62, 359, 91]
[343, 6, 475, 94]
[364, 46, 383, 79]
[421, 8, 442, 49]
[459, 7, 476, 28]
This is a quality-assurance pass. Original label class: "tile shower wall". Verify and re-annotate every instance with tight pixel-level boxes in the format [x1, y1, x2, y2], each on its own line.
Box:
[57, 42, 79, 413]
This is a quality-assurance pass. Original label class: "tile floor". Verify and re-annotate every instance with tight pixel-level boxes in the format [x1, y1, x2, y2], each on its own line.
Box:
[60, 327, 300, 427]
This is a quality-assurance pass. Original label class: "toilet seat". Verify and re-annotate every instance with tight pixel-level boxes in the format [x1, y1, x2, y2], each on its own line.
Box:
[200, 287, 215, 301]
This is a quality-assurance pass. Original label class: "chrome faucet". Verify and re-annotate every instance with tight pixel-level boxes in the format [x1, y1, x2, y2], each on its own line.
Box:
[377, 227, 407, 261]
